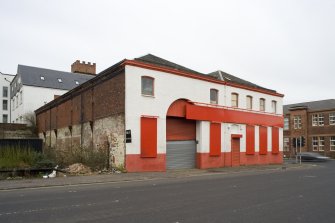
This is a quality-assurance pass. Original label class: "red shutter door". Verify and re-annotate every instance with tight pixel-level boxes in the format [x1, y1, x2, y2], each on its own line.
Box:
[259, 126, 268, 155]
[246, 125, 255, 155]
[210, 123, 221, 156]
[141, 117, 157, 158]
[272, 127, 279, 154]
[166, 117, 196, 141]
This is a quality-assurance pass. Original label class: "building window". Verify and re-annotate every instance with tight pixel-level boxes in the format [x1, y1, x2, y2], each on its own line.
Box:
[246, 96, 252, 110]
[3, 86, 8, 97]
[319, 137, 325, 151]
[283, 137, 290, 151]
[284, 118, 289, 130]
[260, 98, 265, 111]
[293, 116, 302, 129]
[330, 136, 335, 151]
[312, 137, 318, 151]
[271, 100, 277, 113]
[40, 76, 45, 80]
[231, 93, 238, 107]
[312, 114, 318, 126]
[329, 113, 335, 125]
[2, 114, 8, 123]
[318, 114, 324, 126]
[57, 78, 62, 83]
[2, 100, 8, 110]
[210, 89, 218, 104]
[141, 76, 154, 96]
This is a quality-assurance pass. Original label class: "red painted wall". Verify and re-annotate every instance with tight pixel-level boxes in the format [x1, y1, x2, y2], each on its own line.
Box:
[259, 126, 268, 155]
[141, 117, 157, 158]
[210, 123, 221, 156]
[246, 125, 255, 155]
[272, 127, 279, 154]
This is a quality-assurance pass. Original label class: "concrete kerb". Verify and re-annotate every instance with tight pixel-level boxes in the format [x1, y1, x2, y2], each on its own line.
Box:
[0, 163, 316, 191]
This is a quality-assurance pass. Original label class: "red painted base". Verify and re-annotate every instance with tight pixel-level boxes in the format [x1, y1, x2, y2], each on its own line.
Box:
[126, 152, 283, 172]
[126, 154, 166, 172]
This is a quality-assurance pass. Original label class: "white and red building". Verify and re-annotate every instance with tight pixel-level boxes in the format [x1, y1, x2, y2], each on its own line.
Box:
[36, 54, 284, 172]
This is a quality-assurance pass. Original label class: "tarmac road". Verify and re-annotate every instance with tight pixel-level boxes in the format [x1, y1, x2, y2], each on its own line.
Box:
[0, 161, 334, 223]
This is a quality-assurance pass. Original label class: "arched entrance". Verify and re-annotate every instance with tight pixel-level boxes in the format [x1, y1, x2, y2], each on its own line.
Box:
[166, 99, 197, 169]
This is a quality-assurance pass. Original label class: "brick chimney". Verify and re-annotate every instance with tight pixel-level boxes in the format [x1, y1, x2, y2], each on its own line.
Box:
[71, 60, 96, 75]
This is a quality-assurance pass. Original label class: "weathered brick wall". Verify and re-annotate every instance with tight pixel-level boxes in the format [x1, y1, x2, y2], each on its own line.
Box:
[0, 123, 37, 139]
[36, 71, 126, 168]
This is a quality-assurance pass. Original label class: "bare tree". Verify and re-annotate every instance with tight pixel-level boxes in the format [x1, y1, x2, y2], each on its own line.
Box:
[23, 112, 37, 134]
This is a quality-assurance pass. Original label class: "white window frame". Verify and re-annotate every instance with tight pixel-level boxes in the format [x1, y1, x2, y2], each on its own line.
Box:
[312, 114, 318, 126]
[329, 113, 335, 125]
[260, 98, 265, 111]
[330, 136, 335, 151]
[231, 93, 238, 107]
[141, 76, 154, 96]
[271, 100, 277, 113]
[312, 137, 318, 151]
[319, 137, 325, 151]
[284, 118, 289, 130]
[283, 137, 290, 151]
[318, 114, 324, 126]
[293, 116, 302, 129]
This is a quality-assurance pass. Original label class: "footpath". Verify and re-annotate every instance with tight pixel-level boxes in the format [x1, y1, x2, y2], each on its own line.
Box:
[0, 162, 315, 191]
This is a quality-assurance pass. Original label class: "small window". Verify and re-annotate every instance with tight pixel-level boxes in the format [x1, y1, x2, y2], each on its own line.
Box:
[2, 86, 8, 97]
[141, 76, 154, 96]
[318, 114, 324, 126]
[40, 76, 45, 80]
[210, 89, 218, 104]
[312, 114, 318, 126]
[330, 113, 335, 125]
[246, 96, 252, 110]
[231, 93, 238, 107]
[75, 81, 79, 85]
[319, 137, 325, 151]
[260, 98, 265, 111]
[330, 136, 335, 151]
[271, 100, 277, 113]
[2, 100, 8, 110]
[284, 118, 289, 130]
[283, 137, 290, 151]
[58, 78, 63, 83]
[2, 114, 8, 123]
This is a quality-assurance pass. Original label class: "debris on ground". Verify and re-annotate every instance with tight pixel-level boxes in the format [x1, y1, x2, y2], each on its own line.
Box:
[66, 163, 92, 175]
[43, 165, 59, 179]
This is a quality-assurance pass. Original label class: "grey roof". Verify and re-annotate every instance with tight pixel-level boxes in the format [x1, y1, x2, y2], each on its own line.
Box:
[17, 64, 94, 90]
[207, 70, 276, 92]
[135, 54, 276, 93]
[284, 99, 335, 114]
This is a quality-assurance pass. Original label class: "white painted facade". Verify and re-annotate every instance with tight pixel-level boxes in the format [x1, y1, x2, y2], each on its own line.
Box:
[124, 65, 283, 156]
[11, 85, 67, 123]
[0, 72, 14, 123]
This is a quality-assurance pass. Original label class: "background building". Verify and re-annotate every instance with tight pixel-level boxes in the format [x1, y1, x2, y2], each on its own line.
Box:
[0, 71, 15, 123]
[36, 54, 284, 172]
[10, 61, 95, 123]
[283, 99, 335, 158]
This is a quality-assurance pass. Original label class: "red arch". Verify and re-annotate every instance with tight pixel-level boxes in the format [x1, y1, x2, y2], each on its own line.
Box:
[166, 99, 191, 118]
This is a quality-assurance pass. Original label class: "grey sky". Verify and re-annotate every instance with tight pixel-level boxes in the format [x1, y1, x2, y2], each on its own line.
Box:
[1, 0, 334, 104]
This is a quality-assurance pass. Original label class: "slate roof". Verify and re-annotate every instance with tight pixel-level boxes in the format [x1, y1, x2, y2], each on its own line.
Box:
[135, 54, 276, 92]
[17, 65, 94, 90]
[283, 99, 335, 114]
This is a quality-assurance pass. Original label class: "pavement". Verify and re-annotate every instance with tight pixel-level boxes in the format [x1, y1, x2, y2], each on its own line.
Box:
[0, 161, 314, 191]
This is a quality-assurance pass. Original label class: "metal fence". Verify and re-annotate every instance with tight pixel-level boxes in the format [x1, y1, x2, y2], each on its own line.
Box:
[0, 139, 43, 152]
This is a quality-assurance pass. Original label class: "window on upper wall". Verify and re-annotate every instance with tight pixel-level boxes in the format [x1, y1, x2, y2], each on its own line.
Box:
[2, 100, 8, 110]
[210, 89, 218, 104]
[2, 114, 8, 123]
[319, 137, 325, 151]
[260, 98, 265, 111]
[271, 100, 277, 113]
[284, 118, 289, 130]
[231, 93, 238, 107]
[330, 136, 335, 151]
[3, 86, 8, 97]
[293, 115, 302, 129]
[141, 76, 154, 96]
[318, 114, 324, 126]
[330, 113, 335, 125]
[246, 96, 252, 110]
[312, 114, 318, 126]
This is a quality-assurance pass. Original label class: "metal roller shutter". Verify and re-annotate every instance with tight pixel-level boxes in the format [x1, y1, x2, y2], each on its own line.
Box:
[166, 140, 196, 169]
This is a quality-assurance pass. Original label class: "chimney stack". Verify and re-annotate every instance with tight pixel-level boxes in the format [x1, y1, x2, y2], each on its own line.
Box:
[71, 60, 96, 75]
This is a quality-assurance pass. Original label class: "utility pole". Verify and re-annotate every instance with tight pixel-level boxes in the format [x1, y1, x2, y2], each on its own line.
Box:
[299, 136, 302, 165]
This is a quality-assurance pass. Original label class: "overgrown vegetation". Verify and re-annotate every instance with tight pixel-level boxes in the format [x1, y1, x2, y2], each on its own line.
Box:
[0, 146, 51, 169]
[23, 112, 37, 134]
[44, 146, 109, 171]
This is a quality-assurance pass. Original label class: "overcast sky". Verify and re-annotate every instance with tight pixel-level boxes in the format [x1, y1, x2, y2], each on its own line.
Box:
[1, 0, 334, 104]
